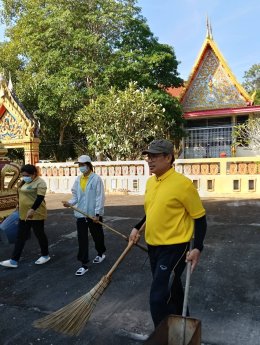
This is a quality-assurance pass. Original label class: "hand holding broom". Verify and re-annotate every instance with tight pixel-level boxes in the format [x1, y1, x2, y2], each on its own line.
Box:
[65, 204, 147, 253]
[33, 222, 146, 336]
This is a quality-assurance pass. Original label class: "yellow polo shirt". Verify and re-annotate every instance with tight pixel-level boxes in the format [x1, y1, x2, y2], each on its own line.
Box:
[144, 167, 205, 245]
[19, 177, 47, 220]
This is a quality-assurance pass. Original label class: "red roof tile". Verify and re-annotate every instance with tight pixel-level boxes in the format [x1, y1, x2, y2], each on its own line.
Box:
[166, 86, 185, 98]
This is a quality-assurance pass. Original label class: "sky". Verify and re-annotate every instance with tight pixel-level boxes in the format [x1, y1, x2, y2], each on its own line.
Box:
[137, 0, 260, 83]
[0, 0, 259, 84]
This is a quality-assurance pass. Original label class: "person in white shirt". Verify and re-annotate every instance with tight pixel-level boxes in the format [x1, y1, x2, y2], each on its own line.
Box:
[62, 155, 106, 276]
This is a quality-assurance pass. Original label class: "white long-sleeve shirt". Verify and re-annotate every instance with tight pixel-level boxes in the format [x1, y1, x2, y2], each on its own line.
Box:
[68, 173, 105, 218]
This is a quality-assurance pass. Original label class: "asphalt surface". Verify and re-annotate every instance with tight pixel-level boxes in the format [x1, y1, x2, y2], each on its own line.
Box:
[0, 194, 259, 345]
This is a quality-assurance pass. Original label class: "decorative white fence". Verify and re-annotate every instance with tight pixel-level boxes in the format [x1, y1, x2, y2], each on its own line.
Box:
[175, 157, 260, 197]
[37, 160, 150, 195]
[37, 156, 260, 198]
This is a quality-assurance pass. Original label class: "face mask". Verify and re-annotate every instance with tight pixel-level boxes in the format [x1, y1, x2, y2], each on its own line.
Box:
[79, 166, 89, 174]
[22, 176, 33, 183]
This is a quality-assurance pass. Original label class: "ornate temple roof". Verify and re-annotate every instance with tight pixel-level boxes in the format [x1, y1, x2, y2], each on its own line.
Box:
[0, 75, 40, 143]
[179, 22, 252, 113]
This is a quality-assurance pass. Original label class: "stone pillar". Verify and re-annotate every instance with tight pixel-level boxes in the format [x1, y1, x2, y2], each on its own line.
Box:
[24, 138, 40, 165]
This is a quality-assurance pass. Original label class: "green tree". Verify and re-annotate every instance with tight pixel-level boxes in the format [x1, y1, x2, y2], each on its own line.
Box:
[102, 17, 182, 90]
[242, 63, 260, 105]
[0, 0, 183, 160]
[148, 89, 185, 152]
[0, 42, 23, 83]
[76, 82, 167, 160]
[233, 117, 260, 152]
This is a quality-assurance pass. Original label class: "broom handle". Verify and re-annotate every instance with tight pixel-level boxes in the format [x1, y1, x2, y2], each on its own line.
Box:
[180, 241, 193, 345]
[182, 240, 193, 317]
[106, 223, 146, 278]
[69, 205, 147, 253]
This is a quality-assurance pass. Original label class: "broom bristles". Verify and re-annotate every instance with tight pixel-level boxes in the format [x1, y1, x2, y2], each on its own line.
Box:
[34, 275, 111, 336]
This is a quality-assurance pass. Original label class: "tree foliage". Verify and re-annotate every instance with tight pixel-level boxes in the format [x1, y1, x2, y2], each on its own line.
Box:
[242, 63, 260, 105]
[0, 0, 183, 160]
[0, 42, 23, 83]
[233, 118, 260, 151]
[148, 89, 185, 149]
[76, 82, 168, 160]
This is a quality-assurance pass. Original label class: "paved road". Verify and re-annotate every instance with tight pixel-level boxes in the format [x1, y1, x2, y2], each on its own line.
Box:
[0, 194, 259, 345]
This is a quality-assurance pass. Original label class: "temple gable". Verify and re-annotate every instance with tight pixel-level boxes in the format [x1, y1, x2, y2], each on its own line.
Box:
[0, 110, 29, 140]
[180, 38, 251, 112]
[182, 48, 248, 112]
[0, 83, 36, 143]
[0, 76, 40, 164]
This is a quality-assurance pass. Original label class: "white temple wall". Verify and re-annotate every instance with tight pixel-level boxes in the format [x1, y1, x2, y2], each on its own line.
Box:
[36, 157, 260, 198]
[36, 160, 149, 195]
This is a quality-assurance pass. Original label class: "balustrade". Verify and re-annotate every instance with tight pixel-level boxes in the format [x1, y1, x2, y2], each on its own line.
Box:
[37, 156, 260, 197]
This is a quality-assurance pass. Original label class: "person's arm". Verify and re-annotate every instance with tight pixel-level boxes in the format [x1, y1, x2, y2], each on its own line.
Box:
[62, 178, 79, 207]
[31, 195, 45, 210]
[186, 215, 207, 272]
[26, 195, 45, 219]
[134, 216, 146, 230]
[26, 179, 47, 220]
[129, 215, 146, 243]
[193, 215, 207, 251]
[93, 176, 105, 222]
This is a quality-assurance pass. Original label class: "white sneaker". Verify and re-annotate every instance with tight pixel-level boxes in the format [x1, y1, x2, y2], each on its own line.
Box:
[75, 267, 89, 276]
[35, 256, 50, 265]
[93, 254, 106, 264]
[0, 259, 18, 268]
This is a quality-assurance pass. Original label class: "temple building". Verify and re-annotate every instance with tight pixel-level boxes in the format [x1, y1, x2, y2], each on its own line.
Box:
[33, 22, 260, 198]
[0, 75, 40, 164]
[168, 22, 260, 159]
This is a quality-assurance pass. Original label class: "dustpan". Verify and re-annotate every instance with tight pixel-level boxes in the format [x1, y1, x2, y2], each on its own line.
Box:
[144, 241, 201, 345]
[144, 315, 201, 345]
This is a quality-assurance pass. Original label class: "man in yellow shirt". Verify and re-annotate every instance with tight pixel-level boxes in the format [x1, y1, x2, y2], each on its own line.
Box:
[130, 139, 207, 327]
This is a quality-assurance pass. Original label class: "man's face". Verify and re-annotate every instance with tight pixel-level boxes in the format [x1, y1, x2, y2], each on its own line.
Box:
[145, 153, 172, 176]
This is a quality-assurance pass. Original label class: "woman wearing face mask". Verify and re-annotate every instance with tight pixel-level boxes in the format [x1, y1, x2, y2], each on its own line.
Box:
[0, 164, 50, 268]
[62, 155, 106, 276]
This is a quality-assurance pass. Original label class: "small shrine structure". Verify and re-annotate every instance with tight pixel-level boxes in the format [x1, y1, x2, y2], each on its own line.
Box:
[0, 75, 40, 164]
[167, 21, 260, 159]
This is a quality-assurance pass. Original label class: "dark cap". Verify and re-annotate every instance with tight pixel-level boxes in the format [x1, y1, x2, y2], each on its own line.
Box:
[142, 139, 174, 155]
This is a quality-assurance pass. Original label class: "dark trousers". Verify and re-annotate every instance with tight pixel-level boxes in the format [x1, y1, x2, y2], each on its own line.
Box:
[12, 219, 49, 262]
[148, 242, 189, 327]
[76, 217, 106, 265]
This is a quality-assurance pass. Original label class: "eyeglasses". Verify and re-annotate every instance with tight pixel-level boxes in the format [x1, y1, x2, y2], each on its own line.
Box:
[145, 153, 165, 161]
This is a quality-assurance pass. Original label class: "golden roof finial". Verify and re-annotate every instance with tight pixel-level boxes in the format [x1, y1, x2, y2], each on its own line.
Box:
[8, 72, 13, 91]
[0, 73, 5, 84]
[210, 21, 213, 40]
[206, 16, 213, 40]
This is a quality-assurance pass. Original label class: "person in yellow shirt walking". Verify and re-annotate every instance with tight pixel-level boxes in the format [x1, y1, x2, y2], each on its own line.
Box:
[129, 139, 207, 327]
[0, 164, 50, 268]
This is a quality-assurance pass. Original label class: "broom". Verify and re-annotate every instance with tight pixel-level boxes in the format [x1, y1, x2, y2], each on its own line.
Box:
[69, 205, 147, 253]
[33, 223, 145, 336]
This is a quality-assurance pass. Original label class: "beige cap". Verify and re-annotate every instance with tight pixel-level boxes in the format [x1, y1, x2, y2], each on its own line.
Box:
[75, 155, 91, 164]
